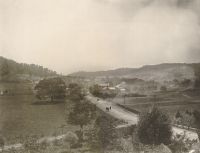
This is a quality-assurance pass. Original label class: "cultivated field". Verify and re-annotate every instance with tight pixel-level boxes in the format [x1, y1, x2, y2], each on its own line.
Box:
[109, 90, 200, 119]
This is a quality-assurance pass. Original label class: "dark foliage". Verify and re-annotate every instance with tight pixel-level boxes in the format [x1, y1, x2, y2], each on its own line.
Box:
[136, 106, 172, 145]
[193, 110, 200, 139]
[190, 63, 200, 88]
[89, 84, 117, 99]
[67, 83, 97, 143]
[68, 100, 96, 129]
[87, 115, 118, 152]
[35, 77, 66, 101]
[175, 111, 182, 119]
[0, 56, 57, 81]
[0, 136, 4, 150]
[67, 83, 84, 101]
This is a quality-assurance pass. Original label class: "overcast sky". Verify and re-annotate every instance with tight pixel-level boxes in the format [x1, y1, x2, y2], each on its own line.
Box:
[0, 0, 200, 74]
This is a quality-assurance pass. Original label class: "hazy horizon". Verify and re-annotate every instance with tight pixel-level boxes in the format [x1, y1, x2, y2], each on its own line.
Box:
[1, 55, 200, 75]
[1, 0, 200, 74]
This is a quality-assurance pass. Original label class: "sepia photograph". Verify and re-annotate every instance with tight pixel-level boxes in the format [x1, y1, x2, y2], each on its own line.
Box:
[0, 0, 200, 152]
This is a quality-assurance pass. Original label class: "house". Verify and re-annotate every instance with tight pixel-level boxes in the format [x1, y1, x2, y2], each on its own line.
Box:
[116, 78, 159, 95]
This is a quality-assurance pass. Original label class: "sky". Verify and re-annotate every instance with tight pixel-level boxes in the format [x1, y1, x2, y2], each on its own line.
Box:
[0, 0, 200, 74]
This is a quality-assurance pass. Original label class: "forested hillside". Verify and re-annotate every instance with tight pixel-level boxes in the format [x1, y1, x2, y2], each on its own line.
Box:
[70, 63, 200, 81]
[0, 56, 57, 81]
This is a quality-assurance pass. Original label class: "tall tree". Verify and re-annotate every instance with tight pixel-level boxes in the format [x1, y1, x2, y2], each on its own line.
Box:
[67, 99, 96, 133]
[0, 136, 4, 153]
[0, 60, 10, 79]
[67, 83, 97, 142]
[136, 106, 172, 145]
[193, 110, 200, 139]
[87, 115, 117, 153]
[68, 83, 84, 101]
[35, 77, 66, 102]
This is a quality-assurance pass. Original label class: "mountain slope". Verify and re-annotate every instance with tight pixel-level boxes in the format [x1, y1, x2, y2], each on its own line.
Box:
[70, 68, 136, 77]
[0, 56, 57, 81]
[69, 63, 200, 83]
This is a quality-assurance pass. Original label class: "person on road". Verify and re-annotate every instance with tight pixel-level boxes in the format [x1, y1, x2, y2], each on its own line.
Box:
[106, 107, 109, 111]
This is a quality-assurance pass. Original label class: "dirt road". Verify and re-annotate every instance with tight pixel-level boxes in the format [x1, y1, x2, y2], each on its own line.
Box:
[86, 95, 198, 140]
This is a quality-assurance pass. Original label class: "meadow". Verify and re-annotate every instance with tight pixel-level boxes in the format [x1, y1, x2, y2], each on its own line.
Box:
[0, 82, 75, 145]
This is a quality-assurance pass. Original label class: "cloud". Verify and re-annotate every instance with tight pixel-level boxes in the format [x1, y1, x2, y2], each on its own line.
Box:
[0, 0, 200, 74]
[123, 0, 200, 65]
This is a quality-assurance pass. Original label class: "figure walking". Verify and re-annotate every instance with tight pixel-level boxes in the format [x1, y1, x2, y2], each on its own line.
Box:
[106, 107, 109, 111]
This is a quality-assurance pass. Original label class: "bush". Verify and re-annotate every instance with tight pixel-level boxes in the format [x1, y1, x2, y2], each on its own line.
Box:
[64, 131, 79, 147]
[168, 134, 192, 153]
[136, 106, 172, 145]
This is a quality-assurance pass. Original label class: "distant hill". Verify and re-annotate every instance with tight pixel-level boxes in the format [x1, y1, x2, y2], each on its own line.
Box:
[0, 56, 57, 82]
[69, 68, 136, 77]
[69, 63, 200, 84]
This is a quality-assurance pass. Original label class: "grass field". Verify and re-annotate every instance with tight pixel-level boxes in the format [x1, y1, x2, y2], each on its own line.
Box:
[0, 82, 77, 145]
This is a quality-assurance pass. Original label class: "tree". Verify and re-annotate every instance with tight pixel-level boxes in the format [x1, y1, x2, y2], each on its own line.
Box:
[0, 60, 9, 76]
[182, 111, 194, 129]
[87, 115, 117, 153]
[89, 84, 117, 99]
[67, 83, 97, 142]
[68, 83, 84, 102]
[0, 57, 57, 79]
[34, 77, 66, 102]
[175, 111, 182, 125]
[89, 84, 102, 97]
[193, 110, 200, 139]
[68, 100, 96, 130]
[175, 111, 182, 119]
[0, 60, 10, 81]
[136, 106, 172, 145]
[0, 136, 4, 152]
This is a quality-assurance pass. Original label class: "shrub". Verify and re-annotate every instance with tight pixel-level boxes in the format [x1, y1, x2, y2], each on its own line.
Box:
[64, 131, 79, 149]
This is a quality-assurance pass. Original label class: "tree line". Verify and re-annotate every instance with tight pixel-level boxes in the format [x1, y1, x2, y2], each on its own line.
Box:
[0, 56, 57, 81]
